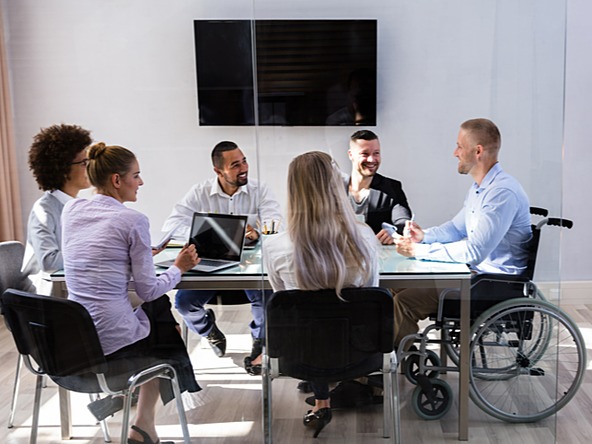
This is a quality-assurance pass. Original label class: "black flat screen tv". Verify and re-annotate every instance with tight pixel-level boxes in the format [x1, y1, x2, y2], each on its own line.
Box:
[194, 19, 377, 126]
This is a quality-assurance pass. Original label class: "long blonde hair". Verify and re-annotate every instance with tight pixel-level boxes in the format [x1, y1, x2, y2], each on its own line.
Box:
[287, 151, 374, 295]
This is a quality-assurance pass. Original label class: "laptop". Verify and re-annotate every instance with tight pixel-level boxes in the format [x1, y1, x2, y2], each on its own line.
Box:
[156, 212, 247, 272]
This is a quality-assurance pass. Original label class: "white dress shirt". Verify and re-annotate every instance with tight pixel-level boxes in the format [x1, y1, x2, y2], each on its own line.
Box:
[162, 177, 282, 240]
[263, 225, 380, 292]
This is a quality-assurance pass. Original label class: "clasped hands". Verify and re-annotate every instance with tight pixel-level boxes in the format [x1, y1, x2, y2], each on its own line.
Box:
[392, 220, 424, 257]
[245, 224, 259, 241]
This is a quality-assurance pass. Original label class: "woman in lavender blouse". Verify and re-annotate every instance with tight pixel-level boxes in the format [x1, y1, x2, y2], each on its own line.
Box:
[62, 142, 200, 444]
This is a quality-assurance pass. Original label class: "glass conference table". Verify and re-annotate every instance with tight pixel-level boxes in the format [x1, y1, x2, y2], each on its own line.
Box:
[51, 245, 472, 441]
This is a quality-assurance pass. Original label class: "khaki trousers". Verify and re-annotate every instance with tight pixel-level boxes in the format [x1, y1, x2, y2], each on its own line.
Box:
[392, 287, 442, 347]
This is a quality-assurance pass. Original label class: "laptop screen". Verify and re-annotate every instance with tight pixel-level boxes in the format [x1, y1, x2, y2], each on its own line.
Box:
[188, 213, 247, 261]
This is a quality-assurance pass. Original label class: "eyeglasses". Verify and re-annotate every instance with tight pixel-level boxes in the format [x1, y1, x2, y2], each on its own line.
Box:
[71, 158, 89, 167]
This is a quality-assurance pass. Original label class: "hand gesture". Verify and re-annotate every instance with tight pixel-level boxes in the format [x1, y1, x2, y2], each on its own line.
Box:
[393, 235, 416, 257]
[151, 243, 168, 256]
[245, 224, 259, 241]
[173, 244, 200, 273]
[376, 228, 395, 245]
[404, 220, 424, 243]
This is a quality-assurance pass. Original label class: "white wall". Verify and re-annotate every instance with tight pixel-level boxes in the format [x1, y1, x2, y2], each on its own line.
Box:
[563, 0, 592, 282]
[3, 0, 587, 283]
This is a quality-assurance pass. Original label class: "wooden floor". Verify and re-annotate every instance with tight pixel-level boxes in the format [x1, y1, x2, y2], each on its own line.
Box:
[1, 299, 591, 444]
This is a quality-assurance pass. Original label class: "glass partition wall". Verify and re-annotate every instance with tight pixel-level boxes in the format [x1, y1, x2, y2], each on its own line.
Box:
[2, 0, 573, 442]
[251, 1, 569, 443]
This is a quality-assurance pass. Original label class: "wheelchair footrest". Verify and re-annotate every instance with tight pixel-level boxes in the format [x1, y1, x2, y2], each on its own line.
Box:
[529, 367, 545, 376]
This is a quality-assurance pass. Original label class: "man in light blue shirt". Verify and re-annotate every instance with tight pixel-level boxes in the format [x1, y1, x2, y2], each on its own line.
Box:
[393, 118, 531, 346]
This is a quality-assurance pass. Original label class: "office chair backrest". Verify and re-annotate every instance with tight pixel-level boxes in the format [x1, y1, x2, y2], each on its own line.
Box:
[265, 287, 393, 382]
[0, 241, 34, 295]
[1, 289, 108, 377]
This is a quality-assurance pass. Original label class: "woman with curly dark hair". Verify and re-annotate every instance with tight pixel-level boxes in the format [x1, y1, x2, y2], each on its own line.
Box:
[22, 123, 92, 294]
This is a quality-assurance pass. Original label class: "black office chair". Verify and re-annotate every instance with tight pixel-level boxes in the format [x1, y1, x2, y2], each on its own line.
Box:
[1, 288, 191, 444]
[262, 287, 400, 443]
[0, 241, 37, 431]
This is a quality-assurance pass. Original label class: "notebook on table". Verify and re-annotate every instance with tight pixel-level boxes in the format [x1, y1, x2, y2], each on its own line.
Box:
[155, 212, 247, 272]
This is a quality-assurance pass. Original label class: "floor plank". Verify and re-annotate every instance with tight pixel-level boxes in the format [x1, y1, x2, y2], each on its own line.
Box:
[1, 299, 589, 443]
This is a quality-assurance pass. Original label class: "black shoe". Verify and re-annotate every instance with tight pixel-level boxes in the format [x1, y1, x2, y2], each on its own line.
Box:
[365, 374, 383, 389]
[127, 424, 175, 444]
[244, 356, 261, 375]
[303, 407, 332, 438]
[244, 337, 263, 376]
[297, 380, 313, 393]
[305, 380, 375, 409]
[205, 309, 226, 357]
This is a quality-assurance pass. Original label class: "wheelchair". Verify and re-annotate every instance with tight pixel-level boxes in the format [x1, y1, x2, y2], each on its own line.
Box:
[398, 209, 587, 423]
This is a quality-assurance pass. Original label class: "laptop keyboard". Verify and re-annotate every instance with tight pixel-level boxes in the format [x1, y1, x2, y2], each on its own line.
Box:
[198, 259, 226, 267]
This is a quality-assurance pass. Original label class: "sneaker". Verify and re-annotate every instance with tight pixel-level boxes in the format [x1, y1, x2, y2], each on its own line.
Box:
[205, 309, 226, 357]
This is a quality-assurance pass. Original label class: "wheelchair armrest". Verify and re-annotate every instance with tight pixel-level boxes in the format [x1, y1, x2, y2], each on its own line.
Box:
[437, 273, 533, 323]
[437, 288, 460, 323]
[470, 273, 529, 288]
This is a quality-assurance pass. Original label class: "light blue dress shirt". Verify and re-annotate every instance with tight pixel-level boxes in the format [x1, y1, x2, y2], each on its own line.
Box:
[414, 163, 532, 275]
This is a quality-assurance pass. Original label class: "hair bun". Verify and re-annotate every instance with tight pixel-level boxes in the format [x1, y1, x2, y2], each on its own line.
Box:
[87, 142, 107, 159]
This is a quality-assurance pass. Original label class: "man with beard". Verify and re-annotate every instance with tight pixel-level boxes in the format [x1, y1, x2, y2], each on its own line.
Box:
[162, 141, 281, 373]
[392, 118, 531, 347]
[299, 130, 412, 406]
[345, 130, 412, 244]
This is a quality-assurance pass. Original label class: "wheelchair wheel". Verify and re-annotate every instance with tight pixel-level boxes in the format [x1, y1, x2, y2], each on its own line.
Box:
[471, 307, 552, 383]
[404, 349, 441, 385]
[468, 298, 586, 422]
[411, 378, 453, 420]
[443, 288, 549, 370]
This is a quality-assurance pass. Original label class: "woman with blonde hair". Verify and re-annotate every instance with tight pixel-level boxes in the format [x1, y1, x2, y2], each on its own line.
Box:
[62, 142, 200, 444]
[264, 150, 379, 437]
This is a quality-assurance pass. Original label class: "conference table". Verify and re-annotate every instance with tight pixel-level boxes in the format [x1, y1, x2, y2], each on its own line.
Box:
[51, 244, 472, 441]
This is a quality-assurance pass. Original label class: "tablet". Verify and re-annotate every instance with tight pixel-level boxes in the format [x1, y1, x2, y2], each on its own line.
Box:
[151, 224, 181, 250]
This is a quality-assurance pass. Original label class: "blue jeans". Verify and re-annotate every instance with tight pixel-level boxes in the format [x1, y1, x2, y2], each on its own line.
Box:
[175, 289, 269, 338]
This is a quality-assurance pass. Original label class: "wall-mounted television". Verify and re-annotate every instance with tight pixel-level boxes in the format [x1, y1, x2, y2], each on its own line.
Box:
[194, 19, 377, 126]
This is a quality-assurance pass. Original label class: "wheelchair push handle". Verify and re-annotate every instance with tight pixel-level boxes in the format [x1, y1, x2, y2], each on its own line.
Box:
[546, 217, 573, 229]
[529, 206, 549, 217]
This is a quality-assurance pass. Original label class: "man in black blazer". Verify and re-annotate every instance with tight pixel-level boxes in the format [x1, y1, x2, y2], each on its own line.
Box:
[345, 130, 412, 244]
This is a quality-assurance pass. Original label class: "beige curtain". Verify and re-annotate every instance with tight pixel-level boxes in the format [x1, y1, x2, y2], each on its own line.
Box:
[0, 5, 23, 242]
